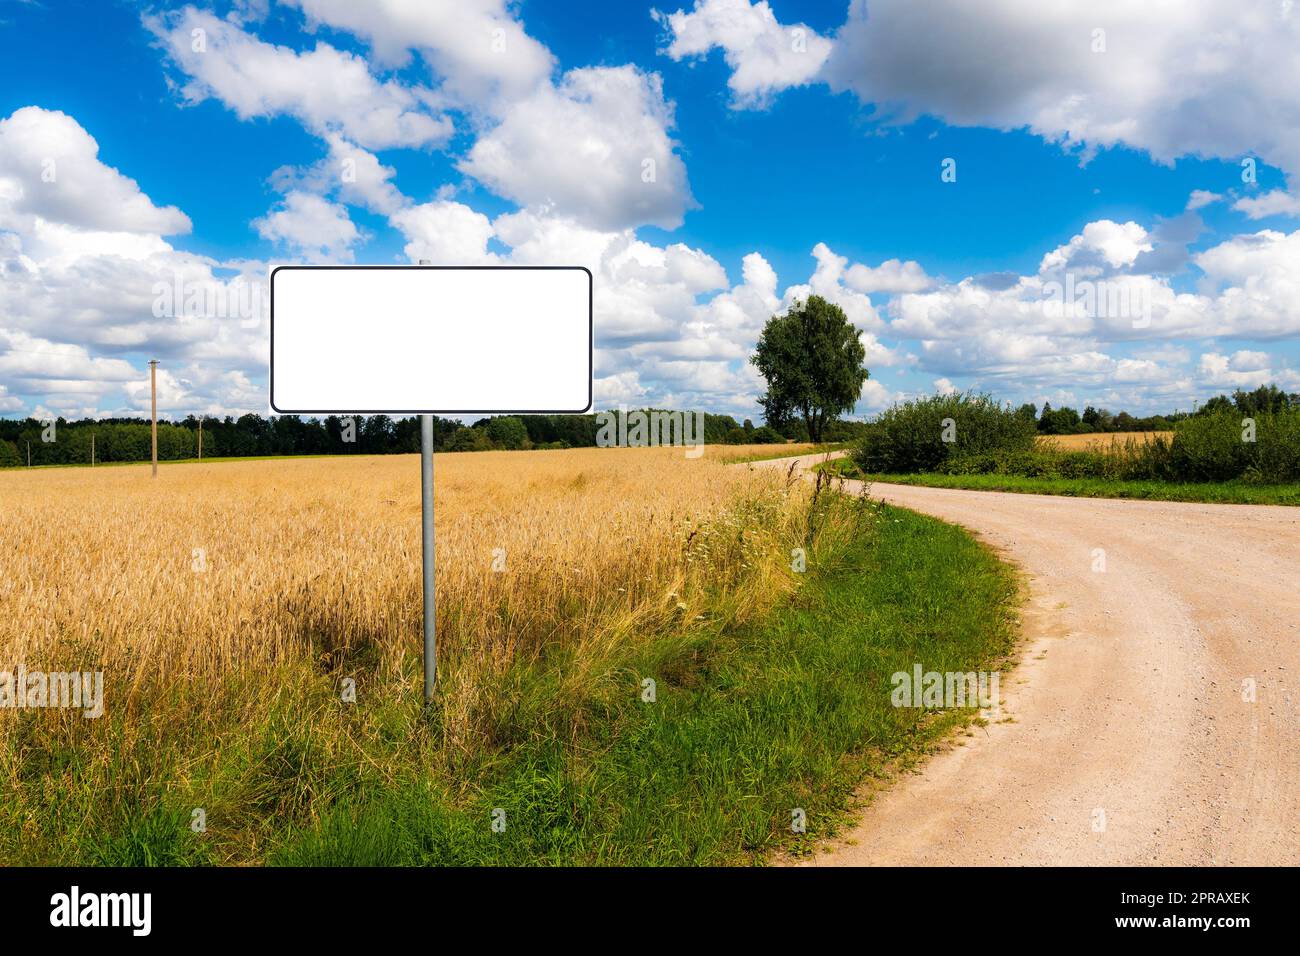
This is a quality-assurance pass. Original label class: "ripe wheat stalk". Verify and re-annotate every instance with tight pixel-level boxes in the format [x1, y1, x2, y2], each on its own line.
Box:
[0, 446, 818, 754]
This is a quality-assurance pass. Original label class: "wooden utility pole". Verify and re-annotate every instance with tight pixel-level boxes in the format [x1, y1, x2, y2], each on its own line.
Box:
[91, 433, 95, 467]
[26, 440, 30, 468]
[149, 359, 159, 478]
[198, 418, 203, 461]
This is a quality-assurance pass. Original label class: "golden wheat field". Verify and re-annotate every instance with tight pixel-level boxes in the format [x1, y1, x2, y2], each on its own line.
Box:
[1039, 431, 1172, 450]
[0, 445, 819, 752]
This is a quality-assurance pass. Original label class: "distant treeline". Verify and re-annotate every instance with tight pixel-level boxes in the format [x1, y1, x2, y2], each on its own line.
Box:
[1019, 385, 1299, 435]
[0, 410, 867, 467]
[8, 387, 1288, 469]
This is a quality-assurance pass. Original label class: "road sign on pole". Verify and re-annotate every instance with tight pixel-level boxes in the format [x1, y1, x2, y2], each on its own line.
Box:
[270, 265, 593, 700]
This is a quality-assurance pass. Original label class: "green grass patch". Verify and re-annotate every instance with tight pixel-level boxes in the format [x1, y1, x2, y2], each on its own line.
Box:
[824, 457, 1300, 505]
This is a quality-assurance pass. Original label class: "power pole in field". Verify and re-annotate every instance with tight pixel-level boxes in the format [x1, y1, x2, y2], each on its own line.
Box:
[197, 418, 203, 461]
[149, 359, 159, 478]
[91, 433, 95, 467]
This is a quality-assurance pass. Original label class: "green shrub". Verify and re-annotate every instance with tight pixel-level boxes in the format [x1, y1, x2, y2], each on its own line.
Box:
[1170, 409, 1300, 482]
[1251, 412, 1300, 481]
[446, 428, 492, 452]
[1115, 434, 1169, 480]
[749, 426, 785, 444]
[942, 448, 1103, 479]
[1166, 411, 1253, 481]
[776, 420, 810, 442]
[855, 392, 1037, 474]
[1056, 450, 1110, 479]
[942, 438, 1165, 482]
[485, 416, 529, 450]
[822, 419, 869, 442]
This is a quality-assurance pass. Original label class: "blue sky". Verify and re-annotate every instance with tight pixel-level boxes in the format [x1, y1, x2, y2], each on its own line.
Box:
[1, 0, 1299, 421]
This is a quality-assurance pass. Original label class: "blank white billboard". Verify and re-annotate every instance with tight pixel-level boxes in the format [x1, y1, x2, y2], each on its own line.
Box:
[270, 265, 592, 414]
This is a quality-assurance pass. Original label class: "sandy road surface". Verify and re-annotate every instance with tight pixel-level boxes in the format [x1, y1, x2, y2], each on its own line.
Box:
[750, 454, 1300, 865]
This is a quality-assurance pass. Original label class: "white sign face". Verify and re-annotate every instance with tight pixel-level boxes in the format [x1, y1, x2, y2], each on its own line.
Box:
[270, 265, 592, 414]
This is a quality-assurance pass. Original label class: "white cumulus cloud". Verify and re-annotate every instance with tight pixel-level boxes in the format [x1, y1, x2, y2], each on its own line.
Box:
[655, 0, 833, 107]
[461, 66, 695, 231]
[145, 7, 452, 150]
[1233, 189, 1300, 219]
[283, 0, 555, 108]
[253, 191, 360, 263]
[0, 107, 190, 236]
[391, 200, 498, 265]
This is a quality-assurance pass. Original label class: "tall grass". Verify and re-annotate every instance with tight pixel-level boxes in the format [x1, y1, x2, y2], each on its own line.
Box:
[0, 446, 857, 863]
[273, 502, 1019, 866]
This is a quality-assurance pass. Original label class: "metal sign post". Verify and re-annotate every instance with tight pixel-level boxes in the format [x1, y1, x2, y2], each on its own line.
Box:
[420, 413, 436, 701]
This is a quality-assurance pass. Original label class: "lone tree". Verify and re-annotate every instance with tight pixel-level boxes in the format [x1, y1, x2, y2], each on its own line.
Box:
[750, 295, 868, 442]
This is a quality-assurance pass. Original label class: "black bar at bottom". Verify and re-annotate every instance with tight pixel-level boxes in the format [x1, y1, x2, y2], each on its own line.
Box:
[0, 866, 1279, 942]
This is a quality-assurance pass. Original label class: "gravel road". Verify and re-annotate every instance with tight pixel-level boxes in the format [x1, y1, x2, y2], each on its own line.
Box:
[752, 454, 1300, 865]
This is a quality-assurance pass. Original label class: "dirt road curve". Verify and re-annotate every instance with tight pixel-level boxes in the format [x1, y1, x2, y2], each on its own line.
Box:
[752, 454, 1300, 865]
